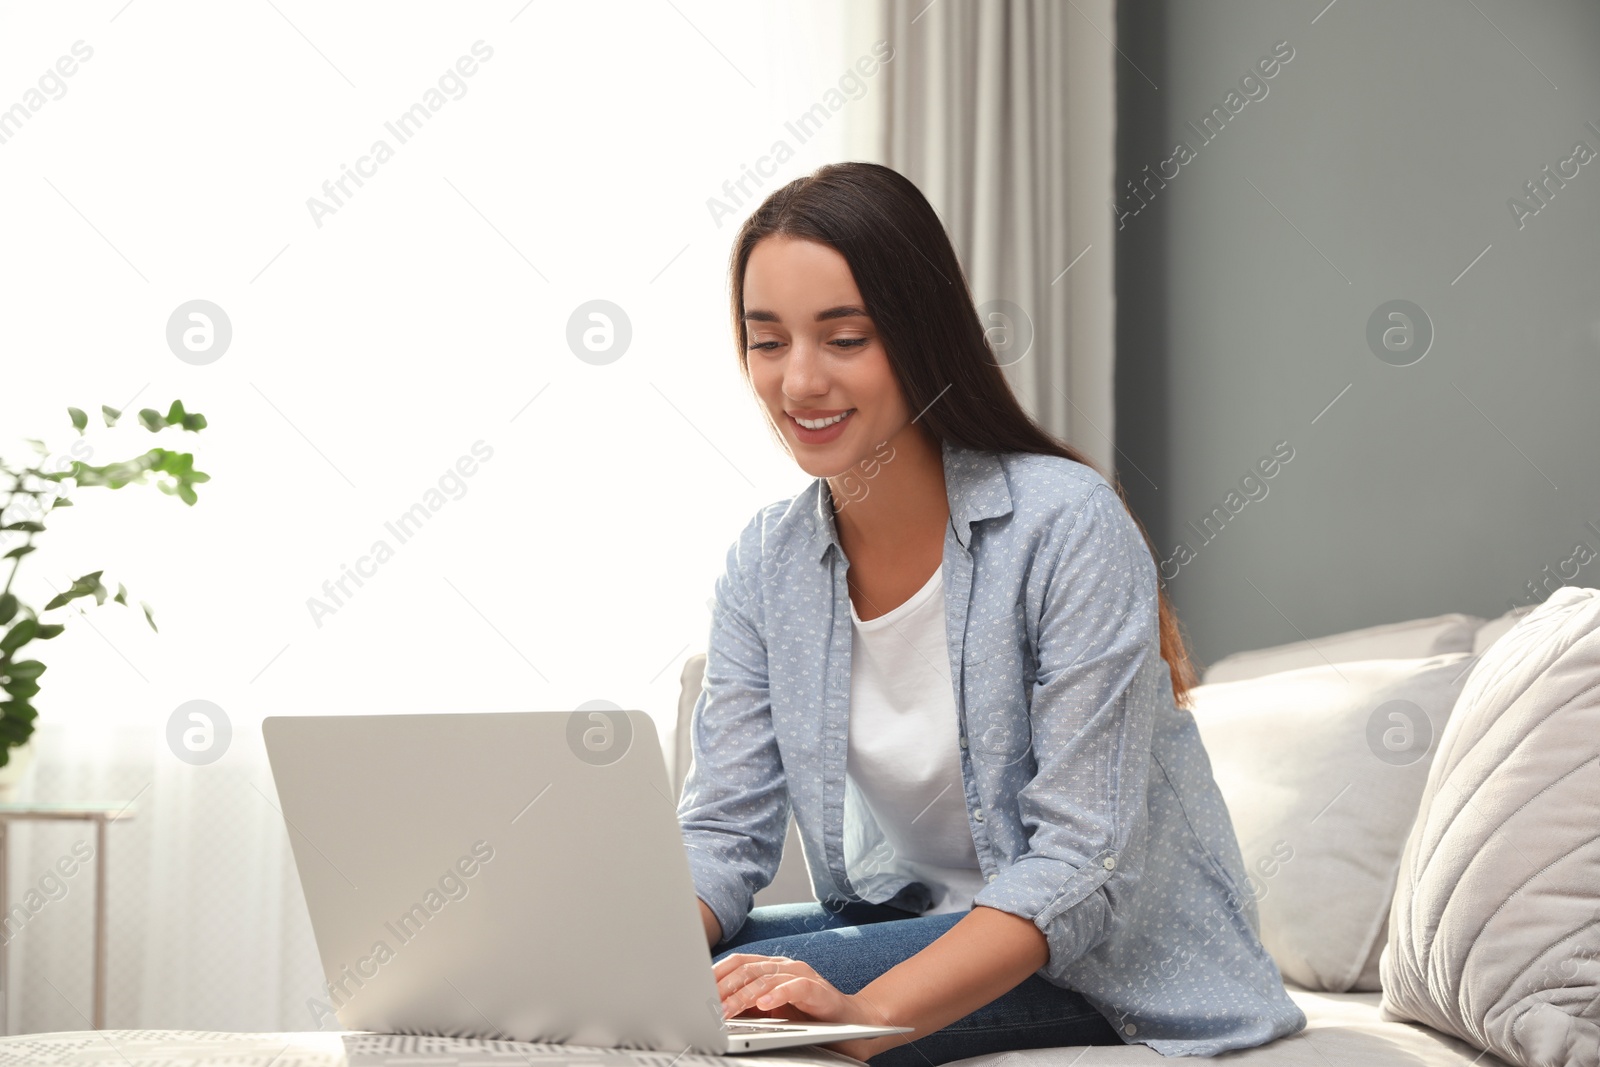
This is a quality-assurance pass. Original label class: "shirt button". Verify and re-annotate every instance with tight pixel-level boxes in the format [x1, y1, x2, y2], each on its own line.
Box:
[959, 736, 968, 748]
[1103, 856, 1116, 870]
[972, 807, 984, 822]
[986, 872, 996, 882]
[1123, 1023, 1137, 1036]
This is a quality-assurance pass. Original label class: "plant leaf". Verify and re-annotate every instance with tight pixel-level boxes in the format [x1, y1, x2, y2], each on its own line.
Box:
[3, 661, 45, 680]
[0, 619, 38, 655]
[0, 699, 38, 723]
[1, 522, 45, 532]
[102, 404, 122, 427]
[69, 407, 88, 433]
[2, 545, 36, 561]
[43, 571, 107, 611]
[0, 593, 16, 625]
[34, 624, 65, 640]
[0, 710, 36, 742]
[162, 400, 207, 432]
[2, 677, 41, 700]
[138, 408, 165, 432]
[141, 601, 157, 632]
[79, 570, 108, 607]
[114, 583, 128, 605]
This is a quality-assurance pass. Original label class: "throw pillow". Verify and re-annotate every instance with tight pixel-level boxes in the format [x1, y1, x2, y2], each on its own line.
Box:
[1203, 613, 1483, 684]
[1189, 652, 1478, 991]
[1380, 586, 1600, 1067]
[1473, 604, 1537, 654]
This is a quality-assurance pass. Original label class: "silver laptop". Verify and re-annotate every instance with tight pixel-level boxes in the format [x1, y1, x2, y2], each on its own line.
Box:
[261, 710, 913, 1054]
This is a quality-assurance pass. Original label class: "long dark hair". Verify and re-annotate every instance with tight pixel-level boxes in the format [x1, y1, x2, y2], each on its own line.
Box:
[728, 161, 1199, 708]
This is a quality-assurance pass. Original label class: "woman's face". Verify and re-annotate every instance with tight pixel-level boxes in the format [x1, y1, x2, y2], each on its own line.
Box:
[742, 235, 911, 479]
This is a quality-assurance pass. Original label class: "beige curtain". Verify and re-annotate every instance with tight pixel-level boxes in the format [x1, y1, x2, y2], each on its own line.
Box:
[844, 0, 1119, 474]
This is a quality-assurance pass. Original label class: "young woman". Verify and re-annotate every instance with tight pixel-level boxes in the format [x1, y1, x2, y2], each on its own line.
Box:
[676, 162, 1305, 1066]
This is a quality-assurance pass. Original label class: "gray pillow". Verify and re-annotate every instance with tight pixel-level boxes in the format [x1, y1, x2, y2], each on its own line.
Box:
[1380, 586, 1600, 1067]
[1189, 652, 1477, 991]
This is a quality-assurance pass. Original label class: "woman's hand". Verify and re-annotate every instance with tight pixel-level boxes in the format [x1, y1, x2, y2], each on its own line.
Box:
[713, 952, 901, 1062]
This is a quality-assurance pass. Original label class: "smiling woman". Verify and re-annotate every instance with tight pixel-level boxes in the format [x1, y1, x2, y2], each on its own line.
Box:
[676, 162, 1306, 1066]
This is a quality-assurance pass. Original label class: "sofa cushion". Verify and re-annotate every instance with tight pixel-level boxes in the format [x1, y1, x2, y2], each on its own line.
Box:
[1202, 613, 1483, 684]
[938, 989, 1511, 1065]
[677, 651, 813, 907]
[0, 1002, 1517, 1067]
[675, 653, 707, 798]
[1188, 653, 1478, 992]
[1379, 586, 1600, 1067]
[1472, 604, 1537, 654]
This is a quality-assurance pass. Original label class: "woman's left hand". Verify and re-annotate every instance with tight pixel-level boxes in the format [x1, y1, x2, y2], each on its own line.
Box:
[713, 952, 898, 1062]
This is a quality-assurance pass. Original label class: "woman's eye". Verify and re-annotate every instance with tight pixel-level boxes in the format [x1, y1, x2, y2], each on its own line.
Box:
[746, 337, 868, 352]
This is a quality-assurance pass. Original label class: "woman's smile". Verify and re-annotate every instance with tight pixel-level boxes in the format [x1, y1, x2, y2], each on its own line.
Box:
[788, 407, 857, 443]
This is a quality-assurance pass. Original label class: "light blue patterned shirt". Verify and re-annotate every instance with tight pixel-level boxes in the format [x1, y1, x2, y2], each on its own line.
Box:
[677, 437, 1306, 1055]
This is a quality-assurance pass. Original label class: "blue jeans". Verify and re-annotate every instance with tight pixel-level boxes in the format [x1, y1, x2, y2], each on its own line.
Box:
[712, 900, 1123, 1067]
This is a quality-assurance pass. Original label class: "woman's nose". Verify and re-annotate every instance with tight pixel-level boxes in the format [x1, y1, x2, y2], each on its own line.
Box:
[783, 341, 828, 397]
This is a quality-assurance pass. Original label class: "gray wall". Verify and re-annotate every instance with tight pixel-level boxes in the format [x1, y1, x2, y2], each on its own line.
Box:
[1113, 0, 1600, 669]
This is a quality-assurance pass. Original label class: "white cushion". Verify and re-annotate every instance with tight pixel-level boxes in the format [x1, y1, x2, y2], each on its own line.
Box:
[1203, 614, 1483, 684]
[1189, 653, 1478, 992]
[674, 653, 707, 798]
[1380, 586, 1600, 1067]
[2, 1001, 1517, 1067]
[676, 652, 812, 907]
[944, 989, 1512, 1065]
[1472, 604, 1537, 654]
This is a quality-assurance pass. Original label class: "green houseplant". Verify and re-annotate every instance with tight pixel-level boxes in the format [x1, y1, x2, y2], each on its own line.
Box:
[0, 401, 210, 789]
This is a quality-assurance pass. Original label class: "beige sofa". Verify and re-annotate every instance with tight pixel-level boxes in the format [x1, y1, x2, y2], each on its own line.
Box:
[673, 590, 1600, 1067]
[15, 597, 1589, 1067]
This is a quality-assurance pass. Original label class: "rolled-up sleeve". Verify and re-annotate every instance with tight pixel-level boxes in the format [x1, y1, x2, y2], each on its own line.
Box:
[676, 519, 791, 944]
[971, 482, 1163, 985]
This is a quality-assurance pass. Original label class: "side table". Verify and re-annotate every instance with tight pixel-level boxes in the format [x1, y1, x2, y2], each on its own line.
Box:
[0, 803, 137, 1034]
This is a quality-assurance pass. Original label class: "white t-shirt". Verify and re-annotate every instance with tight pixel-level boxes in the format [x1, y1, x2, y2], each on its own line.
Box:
[845, 562, 988, 915]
